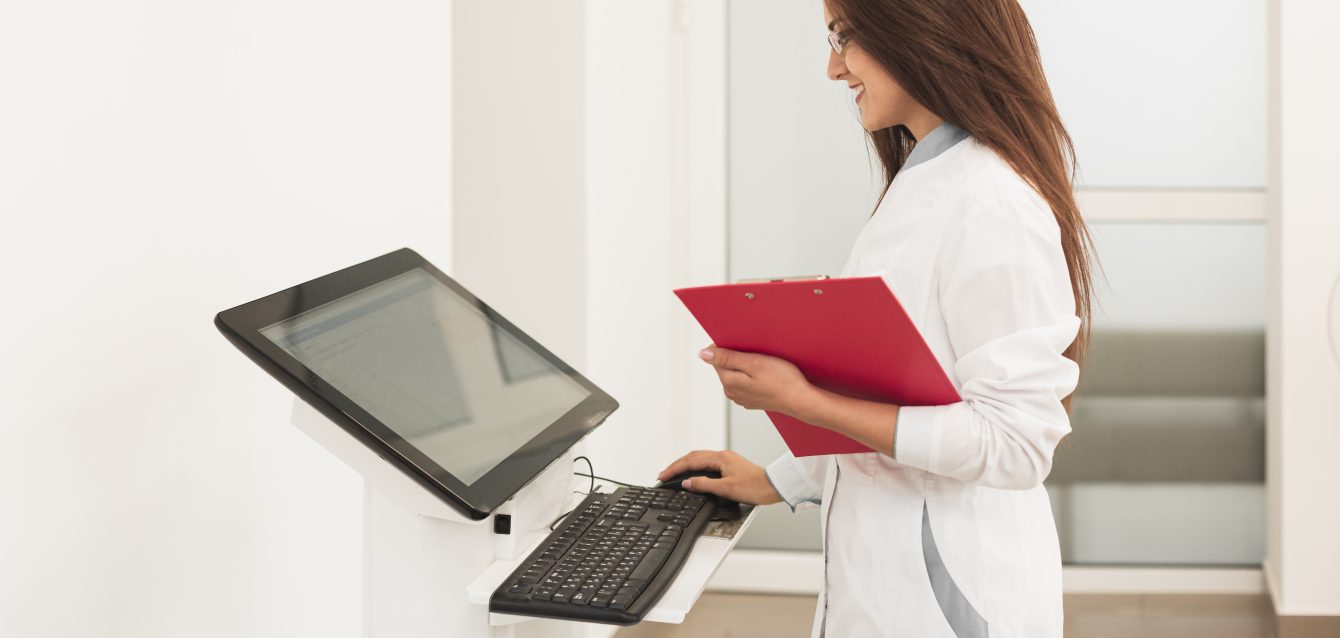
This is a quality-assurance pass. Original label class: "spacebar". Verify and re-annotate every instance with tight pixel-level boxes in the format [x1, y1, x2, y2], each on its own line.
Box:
[628, 548, 671, 586]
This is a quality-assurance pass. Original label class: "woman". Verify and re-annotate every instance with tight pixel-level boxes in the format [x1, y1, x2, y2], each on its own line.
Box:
[658, 0, 1095, 635]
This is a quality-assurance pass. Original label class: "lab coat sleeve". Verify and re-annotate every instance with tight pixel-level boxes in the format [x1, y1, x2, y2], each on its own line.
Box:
[765, 452, 827, 511]
[892, 184, 1080, 490]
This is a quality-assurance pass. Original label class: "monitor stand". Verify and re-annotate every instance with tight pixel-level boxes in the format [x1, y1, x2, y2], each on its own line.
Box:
[290, 399, 579, 638]
[289, 398, 759, 636]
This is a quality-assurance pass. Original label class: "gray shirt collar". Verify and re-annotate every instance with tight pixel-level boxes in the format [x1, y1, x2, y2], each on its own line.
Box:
[903, 122, 970, 171]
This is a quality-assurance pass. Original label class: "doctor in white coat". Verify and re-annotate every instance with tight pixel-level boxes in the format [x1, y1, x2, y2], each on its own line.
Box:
[659, 0, 1097, 636]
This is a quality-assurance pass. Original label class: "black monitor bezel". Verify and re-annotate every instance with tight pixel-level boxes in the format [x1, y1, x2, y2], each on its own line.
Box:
[215, 248, 618, 520]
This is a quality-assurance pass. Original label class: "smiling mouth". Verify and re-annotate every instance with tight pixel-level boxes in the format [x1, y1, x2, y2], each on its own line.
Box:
[852, 84, 865, 103]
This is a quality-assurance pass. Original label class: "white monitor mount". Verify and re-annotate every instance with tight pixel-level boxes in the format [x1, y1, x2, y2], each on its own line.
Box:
[290, 398, 576, 637]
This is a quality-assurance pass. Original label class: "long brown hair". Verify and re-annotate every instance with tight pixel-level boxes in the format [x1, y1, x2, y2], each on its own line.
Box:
[829, 0, 1096, 405]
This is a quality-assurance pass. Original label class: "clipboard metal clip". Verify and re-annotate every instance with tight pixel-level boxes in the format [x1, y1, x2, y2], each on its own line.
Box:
[735, 275, 830, 284]
[736, 275, 831, 300]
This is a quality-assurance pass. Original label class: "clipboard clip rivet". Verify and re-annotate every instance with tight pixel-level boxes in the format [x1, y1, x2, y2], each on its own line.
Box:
[814, 289, 823, 295]
[744, 292, 755, 300]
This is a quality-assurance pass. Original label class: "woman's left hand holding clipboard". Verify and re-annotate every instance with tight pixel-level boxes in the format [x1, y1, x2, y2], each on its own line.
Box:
[696, 342, 900, 458]
[698, 344, 815, 419]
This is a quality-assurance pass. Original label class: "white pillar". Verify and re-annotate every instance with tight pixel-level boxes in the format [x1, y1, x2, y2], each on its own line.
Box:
[452, 3, 729, 635]
[583, 0, 695, 489]
[451, 3, 616, 637]
[1266, 0, 1340, 618]
[452, 0, 588, 371]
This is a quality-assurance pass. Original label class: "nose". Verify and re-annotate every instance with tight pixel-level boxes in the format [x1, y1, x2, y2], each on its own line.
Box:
[826, 48, 846, 82]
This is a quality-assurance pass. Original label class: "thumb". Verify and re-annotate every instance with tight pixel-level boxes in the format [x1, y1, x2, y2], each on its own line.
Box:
[704, 346, 748, 372]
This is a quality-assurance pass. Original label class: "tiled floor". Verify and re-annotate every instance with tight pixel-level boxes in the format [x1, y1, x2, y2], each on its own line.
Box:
[1066, 594, 1272, 638]
[615, 592, 1340, 638]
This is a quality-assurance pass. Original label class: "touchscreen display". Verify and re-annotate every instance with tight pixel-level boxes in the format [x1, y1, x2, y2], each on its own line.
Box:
[261, 268, 591, 485]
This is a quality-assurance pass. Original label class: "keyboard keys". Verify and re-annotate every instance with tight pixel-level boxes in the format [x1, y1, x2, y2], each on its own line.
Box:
[492, 486, 717, 621]
[552, 587, 577, 604]
[629, 548, 670, 583]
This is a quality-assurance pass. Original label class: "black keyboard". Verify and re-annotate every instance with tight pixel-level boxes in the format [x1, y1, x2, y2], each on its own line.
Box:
[489, 486, 717, 625]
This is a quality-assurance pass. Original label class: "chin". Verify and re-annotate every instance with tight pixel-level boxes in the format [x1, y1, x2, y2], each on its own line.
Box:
[858, 108, 896, 133]
[860, 116, 894, 133]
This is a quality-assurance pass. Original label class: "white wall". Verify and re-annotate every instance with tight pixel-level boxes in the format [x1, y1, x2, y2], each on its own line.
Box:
[1266, 0, 1340, 617]
[452, 0, 587, 372]
[0, 2, 451, 636]
[583, 0, 690, 488]
[582, 0, 729, 496]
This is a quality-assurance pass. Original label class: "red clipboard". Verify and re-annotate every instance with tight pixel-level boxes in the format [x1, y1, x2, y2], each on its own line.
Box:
[674, 276, 960, 456]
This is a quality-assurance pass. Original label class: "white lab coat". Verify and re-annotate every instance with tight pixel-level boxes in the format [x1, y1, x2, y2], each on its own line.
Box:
[766, 130, 1079, 637]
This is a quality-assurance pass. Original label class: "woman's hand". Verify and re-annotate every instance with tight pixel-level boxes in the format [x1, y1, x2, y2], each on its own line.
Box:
[657, 450, 783, 505]
[699, 345, 816, 419]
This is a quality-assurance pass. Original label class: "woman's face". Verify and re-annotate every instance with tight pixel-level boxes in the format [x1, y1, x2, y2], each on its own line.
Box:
[824, 7, 934, 135]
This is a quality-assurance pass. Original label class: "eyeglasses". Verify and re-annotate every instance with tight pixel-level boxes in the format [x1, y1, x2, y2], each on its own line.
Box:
[827, 30, 852, 55]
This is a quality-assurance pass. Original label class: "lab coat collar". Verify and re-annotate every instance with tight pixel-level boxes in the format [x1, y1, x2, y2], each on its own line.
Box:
[903, 121, 970, 171]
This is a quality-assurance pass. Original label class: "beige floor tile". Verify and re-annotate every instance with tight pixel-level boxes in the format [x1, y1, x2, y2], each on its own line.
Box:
[1273, 615, 1340, 638]
[1141, 595, 1272, 638]
[1064, 594, 1147, 638]
[1065, 594, 1145, 616]
[615, 593, 815, 638]
[1141, 593, 1272, 618]
[614, 592, 1309, 638]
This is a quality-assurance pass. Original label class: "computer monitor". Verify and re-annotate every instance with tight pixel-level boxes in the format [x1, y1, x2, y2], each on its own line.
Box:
[216, 248, 618, 519]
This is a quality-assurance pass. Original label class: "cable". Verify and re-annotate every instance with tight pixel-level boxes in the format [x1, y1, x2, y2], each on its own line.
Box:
[575, 472, 637, 488]
[573, 456, 595, 495]
[550, 457, 641, 530]
[546, 490, 605, 530]
[551, 457, 599, 531]
[549, 505, 577, 531]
